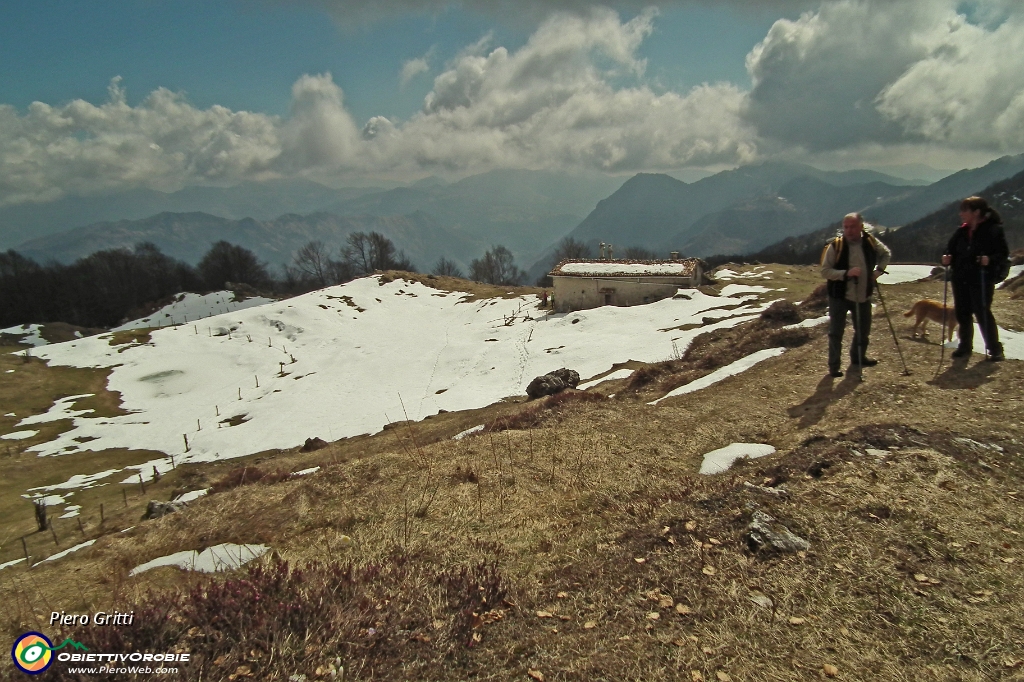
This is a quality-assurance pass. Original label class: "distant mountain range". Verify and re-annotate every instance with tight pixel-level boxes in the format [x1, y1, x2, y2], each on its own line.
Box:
[0, 178, 377, 251]
[7, 169, 624, 271]
[323, 169, 624, 266]
[13, 211, 481, 275]
[743, 167, 1024, 265]
[9, 157, 1024, 281]
[543, 156, 1024, 270]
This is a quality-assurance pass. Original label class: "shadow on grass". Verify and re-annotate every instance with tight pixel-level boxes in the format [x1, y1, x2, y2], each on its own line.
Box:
[786, 372, 860, 428]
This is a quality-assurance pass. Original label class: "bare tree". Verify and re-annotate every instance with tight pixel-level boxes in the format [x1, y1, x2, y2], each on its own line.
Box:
[553, 237, 593, 262]
[431, 257, 464, 278]
[197, 241, 271, 290]
[470, 246, 525, 286]
[292, 240, 332, 287]
[342, 232, 375, 275]
[343, 231, 416, 275]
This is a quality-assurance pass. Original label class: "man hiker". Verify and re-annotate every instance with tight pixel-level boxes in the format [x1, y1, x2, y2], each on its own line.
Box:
[820, 212, 892, 377]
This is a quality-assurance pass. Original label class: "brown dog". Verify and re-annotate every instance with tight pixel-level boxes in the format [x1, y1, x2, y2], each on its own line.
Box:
[904, 299, 957, 342]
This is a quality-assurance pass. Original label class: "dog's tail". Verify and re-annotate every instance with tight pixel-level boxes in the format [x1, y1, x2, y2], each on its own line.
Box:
[903, 306, 914, 317]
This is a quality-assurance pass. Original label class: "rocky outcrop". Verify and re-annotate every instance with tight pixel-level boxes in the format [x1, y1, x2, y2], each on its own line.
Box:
[526, 368, 581, 399]
[302, 437, 329, 452]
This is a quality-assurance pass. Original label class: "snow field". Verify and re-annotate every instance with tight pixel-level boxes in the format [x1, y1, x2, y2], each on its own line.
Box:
[24, 277, 774, 486]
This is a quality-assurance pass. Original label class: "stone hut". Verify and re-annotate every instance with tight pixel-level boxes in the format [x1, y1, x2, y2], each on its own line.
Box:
[548, 258, 705, 313]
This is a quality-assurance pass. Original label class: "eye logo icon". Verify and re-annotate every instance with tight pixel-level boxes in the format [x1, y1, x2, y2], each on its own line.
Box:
[11, 632, 54, 674]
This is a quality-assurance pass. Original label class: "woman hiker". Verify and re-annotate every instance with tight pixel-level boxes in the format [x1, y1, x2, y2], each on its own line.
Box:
[941, 196, 1009, 362]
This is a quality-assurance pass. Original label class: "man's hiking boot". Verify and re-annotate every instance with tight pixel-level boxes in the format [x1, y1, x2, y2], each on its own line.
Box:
[829, 369, 844, 377]
[851, 357, 878, 367]
[951, 347, 972, 358]
[988, 347, 1005, 362]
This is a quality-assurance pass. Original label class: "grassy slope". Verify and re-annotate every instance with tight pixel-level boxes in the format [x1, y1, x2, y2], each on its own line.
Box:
[1, 267, 1023, 681]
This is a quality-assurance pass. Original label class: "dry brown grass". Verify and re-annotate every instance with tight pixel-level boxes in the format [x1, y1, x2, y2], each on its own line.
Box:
[2, 269, 1024, 681]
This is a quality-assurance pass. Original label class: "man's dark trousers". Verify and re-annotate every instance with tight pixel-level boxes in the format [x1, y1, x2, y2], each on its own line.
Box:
[828, 297, 872, 372]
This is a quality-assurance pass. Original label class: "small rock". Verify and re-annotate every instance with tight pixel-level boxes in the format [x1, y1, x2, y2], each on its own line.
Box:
[746, 510, 810, 553]
[142, 499, 188, 520]
[301, 437, 328, 452]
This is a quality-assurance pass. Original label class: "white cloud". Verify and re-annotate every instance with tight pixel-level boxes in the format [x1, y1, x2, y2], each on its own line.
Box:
[4, 1, 1022, 207]
[745, 0, 1024, 153]
[400, 56, 431, 87]
[0, 9, 758, 205]
[0, 77, 282, 206]
[357, 9, 759, 173]
[295, 0, 822, 26]
[875, 10, 1024, 150]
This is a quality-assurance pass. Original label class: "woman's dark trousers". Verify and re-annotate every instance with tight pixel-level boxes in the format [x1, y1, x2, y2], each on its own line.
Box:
[952, 279, 1000, 354]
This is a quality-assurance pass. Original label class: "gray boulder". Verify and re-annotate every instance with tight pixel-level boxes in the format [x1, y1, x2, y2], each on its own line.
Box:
[143, 499, 188, 520]
[746, 510, 809, 553]
[526, 368, 580, 399]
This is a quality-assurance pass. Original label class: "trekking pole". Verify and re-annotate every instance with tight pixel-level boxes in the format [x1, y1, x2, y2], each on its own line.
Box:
[852, 277, 863, 381]
[874, 280, 911, 376]
[935, 265, 949, 378]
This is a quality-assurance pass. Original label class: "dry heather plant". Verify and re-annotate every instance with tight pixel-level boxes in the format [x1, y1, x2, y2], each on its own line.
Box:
[57, 554, 508, 681]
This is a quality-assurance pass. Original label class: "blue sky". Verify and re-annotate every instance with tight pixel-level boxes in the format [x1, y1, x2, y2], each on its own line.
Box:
[1, 0, 1023, 204]
[0, 1, 774, 123]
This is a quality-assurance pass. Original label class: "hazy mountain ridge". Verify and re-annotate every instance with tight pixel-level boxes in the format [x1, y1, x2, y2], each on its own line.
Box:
[0, 178, 377, 251]
[549, 156, 1024, 271]
[13, 210, 483, 273]
[740, 167, 1024, 265]
[541, 162, 919, 272]
[326, 169, 625, 266]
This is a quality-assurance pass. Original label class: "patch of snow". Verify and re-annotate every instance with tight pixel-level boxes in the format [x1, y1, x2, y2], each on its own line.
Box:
[1000, 264, 1024, 287]
[715, 268, 773, 281]
[578, 368, 634, 390]
[28, 494, 67, 506]
[18, 394, 95, 426]
[941, 324, 1024, 360]
[292, 467, 320, 477]
[784, 315, 828, 330]
[59, 505, 82, 519]
[878, 265, 935, 285]
[42, 539, 96, 563]
[2, 430, 38, 440]
[173, 488, 209, 503]
[29, 470, 121, 493]
[649, 348, 787, 405]
[559, 262, 695, 276]
[114, 292, 277, 331]
[720, 283, 772, 296]
[4, 412, 15, 416]
[129, 543, 270, 576]
[453, 424, 485, 440]
[699, 443, 776, 475]
[1, 323, 47, 346]
[0, 558, 26, 571]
